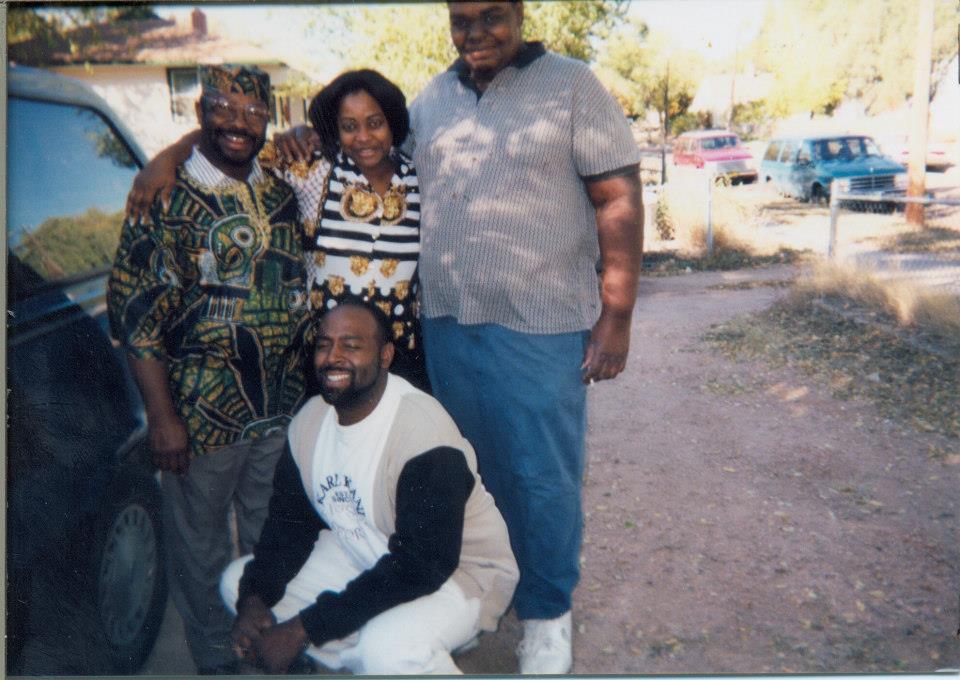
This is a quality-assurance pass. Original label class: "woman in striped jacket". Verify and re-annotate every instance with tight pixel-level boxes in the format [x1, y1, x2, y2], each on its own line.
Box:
[127, 69, 430, 391]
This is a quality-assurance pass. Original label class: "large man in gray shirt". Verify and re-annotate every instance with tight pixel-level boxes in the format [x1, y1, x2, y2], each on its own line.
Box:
[125, 2, 642, 673]
[408, 2, 643, 673]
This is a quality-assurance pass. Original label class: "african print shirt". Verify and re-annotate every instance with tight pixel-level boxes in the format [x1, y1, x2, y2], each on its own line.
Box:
[261, 146, 422, 351]
[108, 148, 310, 456]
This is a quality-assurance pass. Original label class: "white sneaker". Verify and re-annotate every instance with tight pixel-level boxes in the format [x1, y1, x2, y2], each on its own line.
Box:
[517, 612, 572, 674]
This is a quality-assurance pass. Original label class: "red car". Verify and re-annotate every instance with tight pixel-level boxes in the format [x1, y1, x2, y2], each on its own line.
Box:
[672, 130, 758, 184]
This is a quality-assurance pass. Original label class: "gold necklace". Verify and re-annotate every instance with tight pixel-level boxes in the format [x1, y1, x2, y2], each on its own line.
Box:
[340, 174, 407, 227]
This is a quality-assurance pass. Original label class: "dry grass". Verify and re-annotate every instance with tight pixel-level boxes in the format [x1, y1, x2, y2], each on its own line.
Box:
[642, 173, 811, 275]
[875, 225, 960, 254]
[795, 260, 960, 348]
[705, 271, 959, 439]
[654, 172, 784, 256]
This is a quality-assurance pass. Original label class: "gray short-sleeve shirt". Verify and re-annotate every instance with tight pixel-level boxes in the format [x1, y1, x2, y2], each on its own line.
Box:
[409, 46, 641, 334]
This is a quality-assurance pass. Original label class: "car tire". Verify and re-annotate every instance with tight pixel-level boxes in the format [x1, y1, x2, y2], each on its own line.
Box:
[810, 184, 828, 205]
[91, 471, 167, 673]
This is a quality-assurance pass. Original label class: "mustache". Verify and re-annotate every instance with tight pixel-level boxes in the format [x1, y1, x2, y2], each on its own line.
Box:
[215, 127, 255, 140]
[315, 365, 355, 380]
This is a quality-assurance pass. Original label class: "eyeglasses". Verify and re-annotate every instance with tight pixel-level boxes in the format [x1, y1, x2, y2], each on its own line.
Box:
[202, 95, 270, 126]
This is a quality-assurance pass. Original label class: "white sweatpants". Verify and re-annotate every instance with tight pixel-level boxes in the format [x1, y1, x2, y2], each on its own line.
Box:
[220, 535, 481, 675]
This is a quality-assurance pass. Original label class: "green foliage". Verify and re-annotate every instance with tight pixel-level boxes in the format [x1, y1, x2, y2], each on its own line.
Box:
[14, 208, 124, 282]
[325, 1, 625, 98]
[747, 0, 959, 116]
[654, 194, 675, 241]
[329, 4, 456, 98]
[8, 5, 159, 59]
[522, 1, 627, 62]
[595, 21, 704, 122]
[729, 101, 769, 140]
[7, 7, 61, 44]
[669, 110, 710, 137]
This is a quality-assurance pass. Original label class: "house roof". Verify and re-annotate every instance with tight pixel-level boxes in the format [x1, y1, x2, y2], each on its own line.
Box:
[8, 14, 284, 68]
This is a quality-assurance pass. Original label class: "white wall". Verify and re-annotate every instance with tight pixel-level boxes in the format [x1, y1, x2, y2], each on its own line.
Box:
[52, 63, 298, 159]
[53, 64, 196, 159]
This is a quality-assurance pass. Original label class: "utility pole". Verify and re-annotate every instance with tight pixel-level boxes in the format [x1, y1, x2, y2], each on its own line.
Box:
[906, 0, 935, 227]
[661, 61, 669, 185]
[727, 44, 738, 130]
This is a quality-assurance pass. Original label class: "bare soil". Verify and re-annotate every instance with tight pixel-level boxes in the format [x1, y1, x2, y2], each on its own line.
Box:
[133, 263, 958, 676]
[459, 264, 959, 674]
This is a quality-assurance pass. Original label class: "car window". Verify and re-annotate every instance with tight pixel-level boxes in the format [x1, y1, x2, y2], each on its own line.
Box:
[702, 136, 738, 150]
[7, 97, 139, 290]
[797, 143, 812, 163]
[862, 138, 881, 156]
[780, 141, 798, 162]
[821, 140, 843, 160]
[840, 137, 880, 158]
[764, 142, 782, 161]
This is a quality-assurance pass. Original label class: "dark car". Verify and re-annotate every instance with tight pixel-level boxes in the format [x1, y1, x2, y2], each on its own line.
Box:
[760, 134, 907, 203]
[6, 66, 167, 674]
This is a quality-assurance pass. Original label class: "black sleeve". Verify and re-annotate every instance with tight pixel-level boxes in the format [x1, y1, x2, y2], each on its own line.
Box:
[237, 443, 327, 608]
[298, 446, 475, 646]
[581, 162, 641, 183]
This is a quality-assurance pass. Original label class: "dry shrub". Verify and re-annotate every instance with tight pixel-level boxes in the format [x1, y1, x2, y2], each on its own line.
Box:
[654, 172, 779, 256]
[795, 260, 960, 342]
[911, 293, 960, 343]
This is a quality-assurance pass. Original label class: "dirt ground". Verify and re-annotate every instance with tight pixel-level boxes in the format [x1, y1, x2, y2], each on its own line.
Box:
[567, 265, 958, 674]
[133, 264, 960, 676]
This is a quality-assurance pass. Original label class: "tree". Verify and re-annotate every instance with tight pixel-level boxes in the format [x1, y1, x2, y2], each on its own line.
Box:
[595, 20, 704, 123]
[8, 5, 160, 62]
[746, 0, 959, 117]
[522, 1, 626, 62]
[325, 4, 457, 98]
[321, 1, 626, 98]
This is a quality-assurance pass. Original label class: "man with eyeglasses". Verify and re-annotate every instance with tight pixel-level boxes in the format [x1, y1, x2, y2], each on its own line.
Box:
[107, 64, 310, 675]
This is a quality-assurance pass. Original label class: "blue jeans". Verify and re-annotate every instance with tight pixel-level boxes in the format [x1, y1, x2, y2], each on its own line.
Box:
[421, 317, 588, 620]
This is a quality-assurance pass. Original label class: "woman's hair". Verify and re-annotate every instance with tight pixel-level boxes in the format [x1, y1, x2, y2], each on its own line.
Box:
[308, 69, 409, 162]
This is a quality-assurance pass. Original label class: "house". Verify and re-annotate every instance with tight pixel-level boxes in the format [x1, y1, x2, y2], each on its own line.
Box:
[8, 8, 317, 157]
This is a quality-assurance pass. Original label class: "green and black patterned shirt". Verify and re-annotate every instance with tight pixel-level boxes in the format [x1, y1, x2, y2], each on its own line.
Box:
[108, 149, 310, 456]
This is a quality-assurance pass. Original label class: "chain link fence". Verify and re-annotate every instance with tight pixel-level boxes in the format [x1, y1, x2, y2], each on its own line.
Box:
[828, 183, 960, 296]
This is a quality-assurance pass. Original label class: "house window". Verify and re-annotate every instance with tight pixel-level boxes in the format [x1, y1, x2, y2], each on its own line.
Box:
[167, 67, 200, 124]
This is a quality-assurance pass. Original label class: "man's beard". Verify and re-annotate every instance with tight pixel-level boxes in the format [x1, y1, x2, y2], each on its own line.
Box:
[201, 125, 265, 169]
[314, 359, 381, 410]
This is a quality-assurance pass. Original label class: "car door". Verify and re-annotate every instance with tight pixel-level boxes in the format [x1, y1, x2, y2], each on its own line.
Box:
[6, 91, 146, 656]
[790, 141, 818, 200]
[776, 141, 800, 198]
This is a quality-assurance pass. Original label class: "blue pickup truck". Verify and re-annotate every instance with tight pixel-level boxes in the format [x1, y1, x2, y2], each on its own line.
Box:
[760, 134, 907, 204]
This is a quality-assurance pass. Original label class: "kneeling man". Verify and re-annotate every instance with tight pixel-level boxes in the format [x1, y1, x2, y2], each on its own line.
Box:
[221, 300, 518, 675]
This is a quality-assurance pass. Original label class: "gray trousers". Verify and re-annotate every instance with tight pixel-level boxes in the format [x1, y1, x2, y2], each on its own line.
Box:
[161, 433, 286, 671]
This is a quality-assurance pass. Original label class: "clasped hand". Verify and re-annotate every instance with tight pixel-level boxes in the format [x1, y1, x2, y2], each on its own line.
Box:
[232, 596, 309, 674]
